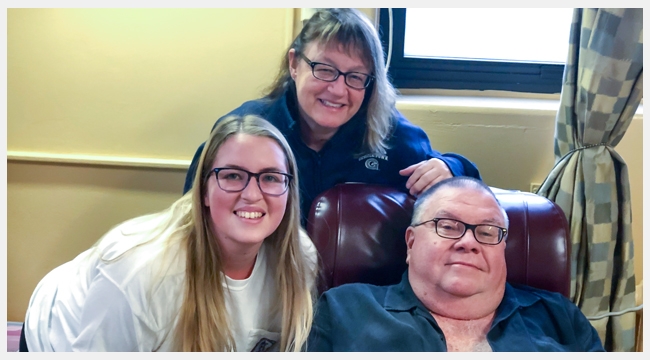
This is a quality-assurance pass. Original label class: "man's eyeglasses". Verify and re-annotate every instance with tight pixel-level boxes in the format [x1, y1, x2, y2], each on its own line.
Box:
[209, 167, 293, 196]
[411, 218, 507, 245]
[299, 53, 374, 90]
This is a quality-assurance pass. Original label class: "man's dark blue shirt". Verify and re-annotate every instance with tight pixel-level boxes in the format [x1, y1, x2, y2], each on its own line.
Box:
[307, 272, 604, 352]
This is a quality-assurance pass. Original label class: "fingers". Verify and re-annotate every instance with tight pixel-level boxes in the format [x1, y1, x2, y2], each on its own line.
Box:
[408, 171, 444, 196]
[402, 159, 435, 190]
[398, 161, 423, 177]
[418, 179, 441, 195]
[401, 161, 428, 189]
[404, 158, 452, 196]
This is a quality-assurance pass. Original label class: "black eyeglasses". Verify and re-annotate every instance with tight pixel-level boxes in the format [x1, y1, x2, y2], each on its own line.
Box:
[411, 218, 507, 245]
[299, 53, 374, 90]
[209, 168, 293, 196]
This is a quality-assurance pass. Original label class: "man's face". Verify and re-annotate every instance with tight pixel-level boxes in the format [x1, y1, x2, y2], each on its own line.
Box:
[406, 186, 508, 301]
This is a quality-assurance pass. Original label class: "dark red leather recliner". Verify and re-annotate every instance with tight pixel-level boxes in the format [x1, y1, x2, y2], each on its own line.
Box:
[306, 183, 571, 297]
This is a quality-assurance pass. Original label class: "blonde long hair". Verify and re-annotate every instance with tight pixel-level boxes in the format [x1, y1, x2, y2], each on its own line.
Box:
[265, 8, 397, 155]
[160, 114, 316, 351]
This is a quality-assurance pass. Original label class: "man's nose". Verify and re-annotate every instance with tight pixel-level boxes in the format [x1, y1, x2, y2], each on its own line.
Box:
[453, 229, 480, 253]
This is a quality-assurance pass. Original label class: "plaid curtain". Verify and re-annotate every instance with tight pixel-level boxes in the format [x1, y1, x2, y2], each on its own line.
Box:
[538, 8, 643, 352]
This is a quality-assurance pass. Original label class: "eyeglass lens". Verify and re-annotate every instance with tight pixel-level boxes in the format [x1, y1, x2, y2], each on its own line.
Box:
[215, 168, 289, 195]
[311, 63, 369, 89]
[436, 218, 502, 244]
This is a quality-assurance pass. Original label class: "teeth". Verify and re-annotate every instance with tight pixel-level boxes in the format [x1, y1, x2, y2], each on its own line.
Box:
[321, 100, 343, 108]
[236, 211, 263, 219]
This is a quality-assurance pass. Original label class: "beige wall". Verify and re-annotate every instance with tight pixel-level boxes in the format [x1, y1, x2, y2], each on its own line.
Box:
[7, 7, 296, 321]
[6, 8, 643, 322]
[8, 8, 294, 158]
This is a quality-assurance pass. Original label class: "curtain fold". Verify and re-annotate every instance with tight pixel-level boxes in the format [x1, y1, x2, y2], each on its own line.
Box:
[538, 8, 642, 352]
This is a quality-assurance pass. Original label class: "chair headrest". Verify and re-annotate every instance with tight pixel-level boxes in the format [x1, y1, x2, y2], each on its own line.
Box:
[307, 183, 571, 297]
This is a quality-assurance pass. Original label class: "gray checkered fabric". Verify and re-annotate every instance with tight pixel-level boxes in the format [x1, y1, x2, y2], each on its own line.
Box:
[538, 8, 642, 352]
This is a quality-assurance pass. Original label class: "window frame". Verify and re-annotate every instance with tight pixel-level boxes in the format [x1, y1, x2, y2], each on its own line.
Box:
[379, 8, 566, 94]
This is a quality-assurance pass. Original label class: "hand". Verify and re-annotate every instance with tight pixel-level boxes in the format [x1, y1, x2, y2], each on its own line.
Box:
[399, 158, 453, 196]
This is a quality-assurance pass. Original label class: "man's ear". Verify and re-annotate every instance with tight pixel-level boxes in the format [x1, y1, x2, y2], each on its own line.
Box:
[288, 48, 298, 79]
[405, 227, 415, 265]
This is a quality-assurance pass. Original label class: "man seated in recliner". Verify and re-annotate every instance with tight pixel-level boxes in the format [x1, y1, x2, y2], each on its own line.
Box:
[307, 176, 604, 352]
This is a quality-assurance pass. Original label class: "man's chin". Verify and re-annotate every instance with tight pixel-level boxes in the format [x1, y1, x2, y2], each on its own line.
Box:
[441, 280, 483, 298]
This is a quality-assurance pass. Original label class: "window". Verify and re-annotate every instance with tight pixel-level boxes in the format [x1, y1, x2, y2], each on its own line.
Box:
[379, 8, 574, 93]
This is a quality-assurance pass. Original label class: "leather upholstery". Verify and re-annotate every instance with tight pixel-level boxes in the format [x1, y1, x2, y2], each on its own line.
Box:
[306, 183, 571, 297]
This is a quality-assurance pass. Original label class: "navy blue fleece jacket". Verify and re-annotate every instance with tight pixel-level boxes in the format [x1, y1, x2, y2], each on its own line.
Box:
[184, 86, 481, 225]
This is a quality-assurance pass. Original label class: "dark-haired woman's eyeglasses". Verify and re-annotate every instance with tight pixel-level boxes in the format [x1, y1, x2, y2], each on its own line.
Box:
[299, 53, 374, 90]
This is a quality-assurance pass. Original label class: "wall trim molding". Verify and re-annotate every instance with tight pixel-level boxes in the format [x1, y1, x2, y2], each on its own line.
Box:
[396, 95, 644, 119]
[7, 151, 191, 170]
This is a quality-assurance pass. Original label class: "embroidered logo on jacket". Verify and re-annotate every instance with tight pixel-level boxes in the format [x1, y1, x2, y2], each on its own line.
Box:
[358, 153, 388, 171]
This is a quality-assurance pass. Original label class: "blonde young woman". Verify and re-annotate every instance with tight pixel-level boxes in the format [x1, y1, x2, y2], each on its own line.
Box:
[22, 115, 317, 352]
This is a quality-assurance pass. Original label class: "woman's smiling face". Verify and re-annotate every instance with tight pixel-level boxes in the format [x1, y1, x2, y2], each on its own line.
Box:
[289, 41, 370, 136]
[203, 133, 289, 254]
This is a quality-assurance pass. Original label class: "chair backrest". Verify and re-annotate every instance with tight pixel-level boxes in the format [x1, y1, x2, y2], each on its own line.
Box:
[306, 183, 571, 297]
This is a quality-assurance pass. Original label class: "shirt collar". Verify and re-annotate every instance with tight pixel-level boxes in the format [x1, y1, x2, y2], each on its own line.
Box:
[492, 282, 542, 325]
[384, 272, 542, 321]
[384, 271, 427, 313]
